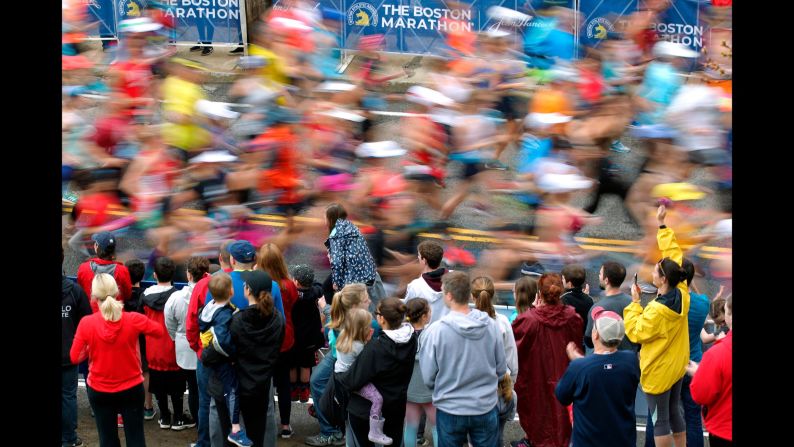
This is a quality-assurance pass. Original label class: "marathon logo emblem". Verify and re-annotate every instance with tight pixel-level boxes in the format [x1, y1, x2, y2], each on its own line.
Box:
[587, 17, 613, 40]
[348, 2, 378, 27]
[119, 0, 143, 17]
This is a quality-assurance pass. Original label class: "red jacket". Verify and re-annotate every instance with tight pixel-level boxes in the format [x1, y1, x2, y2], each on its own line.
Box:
[279, 279, 298, 352]
[186, 273, 212, 358]
[141, 286, 180, 371]
[77, 258, 132, 313]
[690, 330, 732, 441]
[512, 304, 583, 447]
[70, 311, 163, 393]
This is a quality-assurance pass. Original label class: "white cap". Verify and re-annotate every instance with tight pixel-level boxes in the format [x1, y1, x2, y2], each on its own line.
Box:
[406, 86, 455, 107]
[118, 17, 163, 34]
[524, 112, 572, 129]
[189, 151, 239, 164]
[196, 100, 240, 120]
[318, 108, 366, 122]
[315, 82, 358, 93]
[537, 173, 592, 193]
[269, 17, 313, 32]
[713, 219, 732, 238]
[487, 6, 532, 23]
[356, 141, 406, 158]
[653, 41, 699, 59]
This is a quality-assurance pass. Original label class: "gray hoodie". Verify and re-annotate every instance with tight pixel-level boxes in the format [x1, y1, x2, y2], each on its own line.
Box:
[418, 308, 506, 416]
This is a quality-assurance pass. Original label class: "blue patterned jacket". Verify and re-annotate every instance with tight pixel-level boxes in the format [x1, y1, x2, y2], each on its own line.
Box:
[327, 219, 377, 288]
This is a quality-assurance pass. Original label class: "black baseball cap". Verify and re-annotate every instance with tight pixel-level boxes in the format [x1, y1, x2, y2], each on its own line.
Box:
[241, 270, 272, 297]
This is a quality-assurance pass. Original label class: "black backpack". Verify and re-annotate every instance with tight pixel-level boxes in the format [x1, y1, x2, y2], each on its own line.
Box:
[318, 373, 349, 430]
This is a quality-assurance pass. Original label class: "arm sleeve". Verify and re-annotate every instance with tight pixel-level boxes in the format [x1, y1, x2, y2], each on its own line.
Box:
[115, 267, 133, 302]
[70, 319, 90, 365]
[689, 349, 721, 407]
[211, 310, 236, 357]
[419, 328, 439, 390]
[337, 341, 380, 393]
[623, 302, 661, 344]
[164, 296, 178, 341]
[76, 264, 91, 298]
[134, 312, 167, 337]
[329, 239, 346, 289]
[554, 363, 578, 406]
[503, 321, 519, 383]
[494, 325, 508, 379]
[271, 282, 285, 317]
[658, 226, 683, 266]
[186, 283, 202, 353]
[583, 311, 595, 349]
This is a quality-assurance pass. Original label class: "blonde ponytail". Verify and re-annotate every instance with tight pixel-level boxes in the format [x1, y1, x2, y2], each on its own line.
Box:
[92, 273, 122, 322]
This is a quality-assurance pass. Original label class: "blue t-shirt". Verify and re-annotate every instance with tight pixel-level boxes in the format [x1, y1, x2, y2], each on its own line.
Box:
[555, 351, 640, 447]
[206, 270, 284, 317]
[688, 292, 711, 362]
[516, 136, 553, 205]
[635, 61, 683, 125]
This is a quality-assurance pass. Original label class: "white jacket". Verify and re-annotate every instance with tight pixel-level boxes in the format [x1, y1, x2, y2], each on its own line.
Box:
[164, 283, 197, 370]
[495, 313, 519, 384]
[405, 275, 448, 324]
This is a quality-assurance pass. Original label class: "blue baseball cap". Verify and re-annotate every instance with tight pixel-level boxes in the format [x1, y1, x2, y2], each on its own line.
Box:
[321, 8, 344, 22]
[228, 240, 256, 263]
[92, 231, 117, 251]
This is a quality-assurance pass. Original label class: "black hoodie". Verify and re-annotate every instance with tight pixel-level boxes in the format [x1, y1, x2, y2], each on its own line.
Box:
[62, 276, 92, 366]
[337, 327, 418, 425]
[230, 307, 285, 397]
[291, 283, 326, 352]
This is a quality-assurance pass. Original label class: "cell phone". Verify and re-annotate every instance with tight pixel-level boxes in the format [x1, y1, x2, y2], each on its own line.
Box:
[633, 273, 638, 286]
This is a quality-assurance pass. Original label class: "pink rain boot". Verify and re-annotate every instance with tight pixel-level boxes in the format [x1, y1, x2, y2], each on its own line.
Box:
[368, 415, 393, 445]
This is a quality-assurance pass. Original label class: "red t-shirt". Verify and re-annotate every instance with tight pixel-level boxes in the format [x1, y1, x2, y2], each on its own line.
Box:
[70, 312, 164, 393]
[110, 60, 153, 101]
[279, 279, 298, 352]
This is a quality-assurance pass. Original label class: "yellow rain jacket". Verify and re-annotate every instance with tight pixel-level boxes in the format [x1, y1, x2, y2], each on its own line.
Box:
[624, 226, 690, 394]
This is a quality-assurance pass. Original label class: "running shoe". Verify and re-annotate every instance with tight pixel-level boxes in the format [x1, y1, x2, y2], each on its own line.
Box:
[511, 439, 532, 447]
[117, 414, 124, 428]
[62, 436, 84, 447]
[305, 433, 346, 446]
[610, 140, 631, 153]
[228, 430, 254, 447]
[143, 407, 156, 421]
[172, 415, 196, 431]
[158, 417, 171, 429]
[190, 45, 201, 52]
[229, 47, 245, 54]
[281, 426, 294, 439]
[202, 47, 214, 56]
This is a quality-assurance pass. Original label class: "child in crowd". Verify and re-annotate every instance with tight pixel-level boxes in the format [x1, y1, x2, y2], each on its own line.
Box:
[199, 273, 253, 447]
[335, 308, 393, 445]
[404, 298, 437, 447]
[124, 258, 155, 419]
[289, 264, 326, 403]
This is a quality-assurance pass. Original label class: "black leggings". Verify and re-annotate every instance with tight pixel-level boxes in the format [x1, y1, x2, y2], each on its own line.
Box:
[87, 383, 146, 447]
[186, 370, 199, 420]
[155, 391, 184, 424]
[709, 433, 732, 447]
[240, 385, 272, 447]
[646, 376, 685, 436]
[275, 353, 292, 425]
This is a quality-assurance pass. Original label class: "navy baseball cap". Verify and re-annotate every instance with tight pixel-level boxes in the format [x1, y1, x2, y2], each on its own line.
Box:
[228, 240, 256, 263]
[92, 232, 116, 251]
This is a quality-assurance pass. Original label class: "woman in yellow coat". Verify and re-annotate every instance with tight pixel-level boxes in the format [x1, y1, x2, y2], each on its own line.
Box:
[624, 204, 690, 447]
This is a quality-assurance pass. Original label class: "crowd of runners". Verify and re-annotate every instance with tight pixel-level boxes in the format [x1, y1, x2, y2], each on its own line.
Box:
[62, 0, 732, 446]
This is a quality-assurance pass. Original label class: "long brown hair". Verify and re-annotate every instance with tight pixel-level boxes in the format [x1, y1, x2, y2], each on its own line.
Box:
[257, 243, 290, 283]
[514, 276, 538, 314]
[326, 203, 348, 234]
[472, 276, 496, 319]
[328, 283, 368, 330]
[252, 289, 275, 317]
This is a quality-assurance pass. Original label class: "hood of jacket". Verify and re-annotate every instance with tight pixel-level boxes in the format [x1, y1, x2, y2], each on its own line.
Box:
[234, 307, 283, 346]
[533, 304, 580, 328]
[142, 285, 177, 311]
[383, 322, 415, 344]
[329, 219, 360, 240]
[440, 309, 492, 340]
[199, 300, 235, 326]
[96, 315, 124, 343]
[421, 268, 446, 292]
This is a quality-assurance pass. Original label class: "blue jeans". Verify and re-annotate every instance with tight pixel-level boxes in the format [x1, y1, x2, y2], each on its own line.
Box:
[309, 353, 340, 436]
[436, 406, 499, 447]
[62, 365, 79, 445]
[196, 362, 212, 447]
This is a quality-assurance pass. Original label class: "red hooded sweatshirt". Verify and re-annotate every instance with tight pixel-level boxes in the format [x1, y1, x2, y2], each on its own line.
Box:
[77, 258, 132, 313]
[70, 311, 163, 393]
[512, 304, 583, 447]
[186, 273, 212, 358]
[141, 285, 181, 371]
[690, 330, 732, 441]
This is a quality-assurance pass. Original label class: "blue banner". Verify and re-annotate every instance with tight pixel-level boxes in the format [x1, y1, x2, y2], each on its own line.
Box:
[653, 0, 703, 51]
[578, 0, 638, 51]
[86, 0, 118, 38]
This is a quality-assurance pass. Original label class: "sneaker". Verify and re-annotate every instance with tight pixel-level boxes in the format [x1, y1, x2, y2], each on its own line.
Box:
[485, 160, 509, 170]
[143, 407, 156, 420]
[228, 429, 254, 447]
[158, 417, 172, 429]
[202, 47, 214, 56]
[305, 432, 346, 446]
[190, 45, 202, 52]
[62, 437, 84, 447]
[229, 47, 244, 54]
[511, 438, 532, 447]
[117, 414, 124, 428]
[610, 140, 631, 153]
[172, 415, 196, 431]
[416, 436, 428, 446]
[299, 386, 311, 403]
[281, 426, 294, 439]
